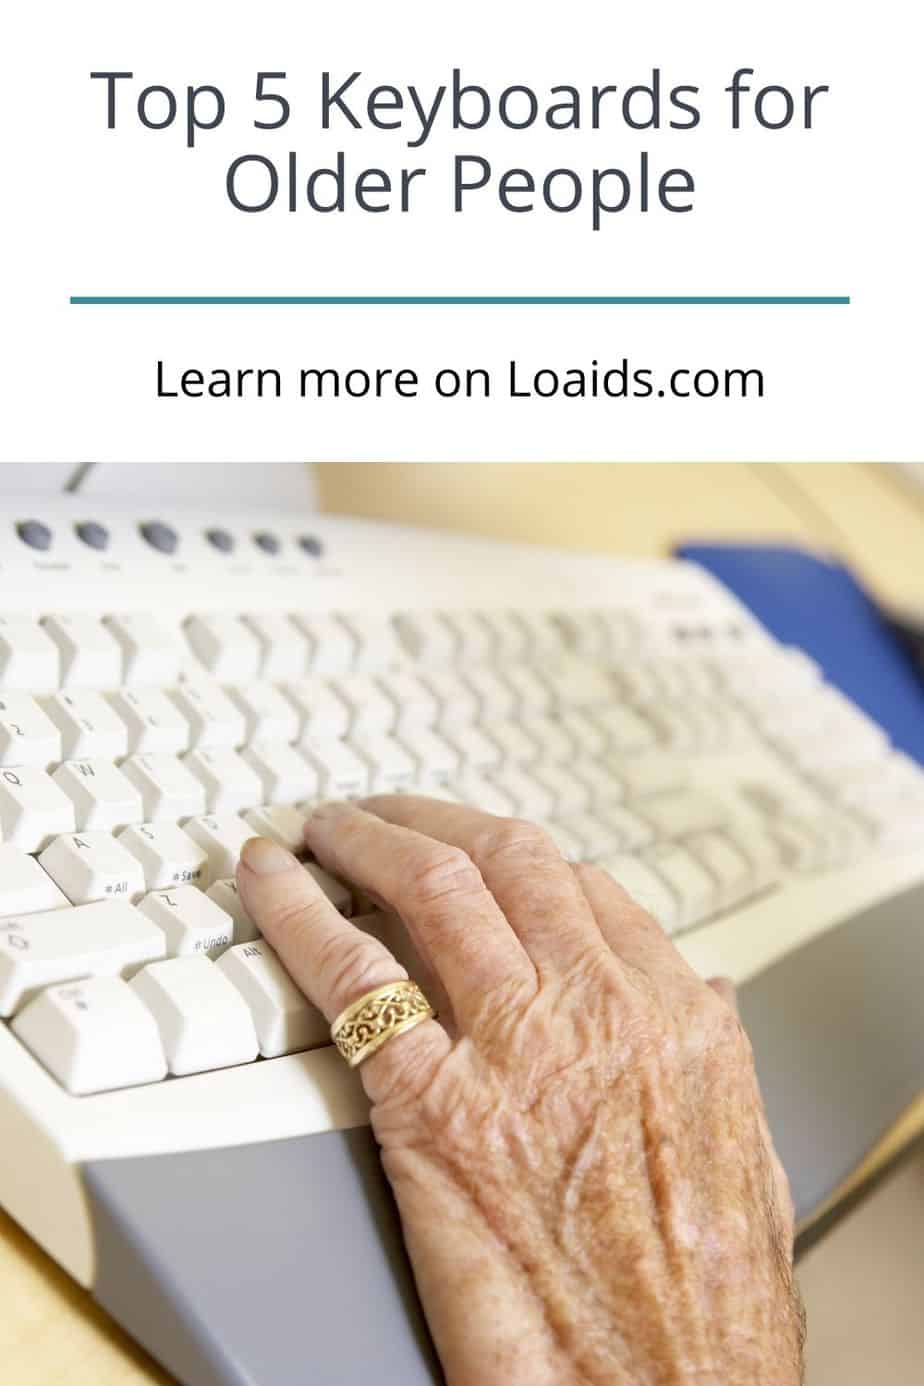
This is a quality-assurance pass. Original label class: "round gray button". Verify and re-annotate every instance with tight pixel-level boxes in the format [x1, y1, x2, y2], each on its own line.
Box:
[205, 528, 235, 553]
[75, 521, 110, 551]
[140, 521, 178, 555]
[298, 534, 324, 558]
[253, 531, 280, 555]
[16, 520, 52, 551]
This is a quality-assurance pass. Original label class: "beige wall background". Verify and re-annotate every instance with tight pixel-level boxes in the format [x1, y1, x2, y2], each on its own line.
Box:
[316, 462, 924, 609]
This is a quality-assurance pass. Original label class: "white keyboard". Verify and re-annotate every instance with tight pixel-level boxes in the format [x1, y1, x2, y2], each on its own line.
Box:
[2, 496, 924, 1302]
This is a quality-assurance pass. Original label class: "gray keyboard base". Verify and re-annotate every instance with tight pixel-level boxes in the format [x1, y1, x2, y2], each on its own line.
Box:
[740, 879, 924, 1224]
[85, 1128, 441, 1386]
[84, 881, 924, 1386]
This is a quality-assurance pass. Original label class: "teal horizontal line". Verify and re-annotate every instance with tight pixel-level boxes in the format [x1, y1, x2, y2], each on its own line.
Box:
[70, 294, 850, 306]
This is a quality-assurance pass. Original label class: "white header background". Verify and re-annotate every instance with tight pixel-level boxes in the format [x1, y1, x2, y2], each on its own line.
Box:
[1, 0, 920, 461]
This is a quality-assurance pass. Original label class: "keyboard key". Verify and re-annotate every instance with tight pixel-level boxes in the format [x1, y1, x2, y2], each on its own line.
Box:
[540, 655, 614, 710]
[336, 612, 399, 670]
[103, 614, 183, 685]
[569, 759, 624, 808]
[487, 766, 555, 819]
[0, 766, 77, 851]
[512, 611, 563, 659]
[635, 789, 728, 839]
[0, 844, 69, 915]
[460, 667, 517, 719]
[453, 768, 517, 816]
[553, 609, 608, 659]
[304, 863, 353, 916]
[528, 763, 591, 815]
[590, 703, 659, 754]
[328, 675, 396, 734]
[206, 878, 259, 943]
[41, 615, 122, 689]
[184, 614, 262, 681]
[12, 976, 168, 1094]
[53, 760, 144, 832]
[497, 664, 553, 716]
[482, 719, 541, 766]
[535, 819, 584, 860]
[556, 709, 607, 759]
[417, 669, 479, 727]
[42, 691, 129, 761]
[183, 814, 253, 879]
[183, 749, 264, 815]
[240, 612, 310, 680]
[684, 830, 758, 912]
[609, 753, 683, 799]
[393, 611, 457, 663]
[118, 822, 210, 890]
[39, 831, 147, 905]
[284, 677, 351, 741]
[168, 679, 246, 750]
[300, 741, 370, 798]
[641, 842, 718, 931]
[240, 741, 319, 805]
[441, 723, 502, 771]
[347, 733, 416, 792]
[0, 694, 62, 767]
[121, 753, 207, 821]
[374, 670, 437, 733]
[441, 611, 494, 664]
[593, 803, 655, 852]
[599, 855, 680, 933]
[564, 805, 651, 858]
[518, 715, 574, 763]
[226, 682, 300, 744]
[291, 613, 356, 674]
[108, 688, 192, 755]
[0, 616, 60, 692]
[218, 940, 329, 1057]
[0, 900, 166, 1017]
[480, 610, 530, 661]
[243, 805, 309, 853]
[394, 726, 461, 788]
[130, 956, 258, 1075]
[139, 886, 235, 959]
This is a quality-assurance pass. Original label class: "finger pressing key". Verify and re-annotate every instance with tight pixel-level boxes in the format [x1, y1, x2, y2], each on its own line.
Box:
[302, 802, 536, 1022]
[235, 837, 449, 1102]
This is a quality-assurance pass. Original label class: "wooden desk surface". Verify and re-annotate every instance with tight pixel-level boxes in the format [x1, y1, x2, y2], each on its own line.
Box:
[3, 463, 923, 1385]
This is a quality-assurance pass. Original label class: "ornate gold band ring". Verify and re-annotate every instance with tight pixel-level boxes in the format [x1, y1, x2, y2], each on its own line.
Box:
[330, 980, 435, 1068]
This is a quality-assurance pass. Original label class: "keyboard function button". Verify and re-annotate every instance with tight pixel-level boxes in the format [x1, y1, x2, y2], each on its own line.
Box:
[75, 521, 109, 551]
[15, 519, 52, 551]
[12, 976, 168, 1094]
[253, 530, 280, 555]
[218, 940, 328, 1057]
[0, 900, 166, 1018]
[205, 527, 235, 553]
[139, 520, 179, 555]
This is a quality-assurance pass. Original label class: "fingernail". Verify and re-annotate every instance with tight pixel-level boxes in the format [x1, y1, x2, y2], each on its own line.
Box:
[240, 837, 298, 875]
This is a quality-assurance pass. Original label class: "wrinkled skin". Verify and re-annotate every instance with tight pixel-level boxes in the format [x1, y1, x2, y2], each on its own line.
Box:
[237, 797, 803, 1386]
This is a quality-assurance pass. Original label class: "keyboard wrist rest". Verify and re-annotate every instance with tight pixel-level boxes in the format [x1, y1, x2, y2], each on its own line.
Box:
[84, 1128, 441, 1386]
[738, 879, 924, 1226]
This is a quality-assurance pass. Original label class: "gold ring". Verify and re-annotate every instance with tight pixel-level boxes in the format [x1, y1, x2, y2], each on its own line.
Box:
[330, 980, 435, 1068]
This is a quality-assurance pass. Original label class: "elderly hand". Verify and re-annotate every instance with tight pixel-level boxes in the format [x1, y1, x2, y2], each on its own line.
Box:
[236, 798, 803, 1386]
